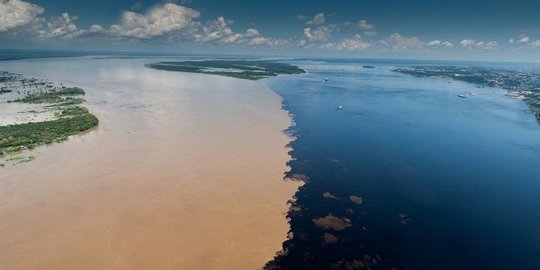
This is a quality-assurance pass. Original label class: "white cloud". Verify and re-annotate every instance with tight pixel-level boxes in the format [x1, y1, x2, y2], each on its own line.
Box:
[39, 12, 83, 39]
[194, 16, 234, 42]
[220, 33, 241, 44]
[530, 40, 540, 48]
[115, 3, 200, 39]
[245, 28, 259, 37]
[0, 0, 44, 32]
[484, 41, 497, 49]
[344, 20, 376, 35]
[380, 33, 423, 51]
[324, 34, 369, 51]
[248, 36, 268, 46]
[2, 1, 524, 55]
[461, 39, 497, 50]
[306, 13, 325, 26]
[303, 26, 332, 42]
[109, 24, 123, 35]
[517, 35, 529, 43]
[442, 41, 454, 47]
[427, 40, 441, 46]
[246, 35, 287, 47]
[509, 35, 530, 45]
[89, 24, 104, 33]
[427, 39, 453, 47]
[192, 17, 281, 47]
[460, 39, 476, 47]
[356, 20, 374, 31]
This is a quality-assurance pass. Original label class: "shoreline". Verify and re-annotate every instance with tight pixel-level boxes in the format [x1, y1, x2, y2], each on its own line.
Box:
[0, 71, 98, 167]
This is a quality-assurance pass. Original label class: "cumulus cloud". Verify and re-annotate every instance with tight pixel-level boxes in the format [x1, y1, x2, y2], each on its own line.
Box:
[89, 24, 104, 33]
[304, 26, 332, 42]
[530, 40, 540, 49]
[517, 35, 530, 43]
[0, 0, 44, 32]
[344, 20, 376, 35]
[39, 12, 83, 39]
[460, 39, 497, 50]
[323, 34, 369, 51]
[1, 1, 524, 54]
[295, 12, 326, 25]
[194, 16, 234, 42]
[306, 13, 325, 26]
[247, 36, 287, 47]
[76, 3, 280, 47]
[484, 41, 498, 49]
[0, 1, 86, 40]
[380, 33, 423, 51]
[509, 35, 530, 44]
[192, 17, 282, 47]
[248, 36, 268, 46]
[460, 39, 476, 47]
[427, 39, 454, 47]
[356, 20, 374, 31]
[114, 3, 200, 39]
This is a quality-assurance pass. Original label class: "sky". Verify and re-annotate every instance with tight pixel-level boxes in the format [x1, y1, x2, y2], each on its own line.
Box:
[1, 0, 540, 62]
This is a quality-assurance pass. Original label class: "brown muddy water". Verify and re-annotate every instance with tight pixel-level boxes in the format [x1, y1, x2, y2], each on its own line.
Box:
[0, 57, 300, 270]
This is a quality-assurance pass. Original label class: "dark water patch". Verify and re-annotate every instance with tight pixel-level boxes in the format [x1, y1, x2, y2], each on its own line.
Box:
[264, 61, 540, 270]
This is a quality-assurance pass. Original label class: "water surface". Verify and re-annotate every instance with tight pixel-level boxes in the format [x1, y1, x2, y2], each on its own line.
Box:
[265, 60, 540, 269]
[0, 57, 299, 270]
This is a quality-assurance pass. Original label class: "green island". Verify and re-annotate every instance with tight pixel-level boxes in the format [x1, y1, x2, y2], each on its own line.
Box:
[11, 87, 85, 104]
[145, 59, 305, 80]
[394, 66, 540, 124]
[0, 71, 98, 165]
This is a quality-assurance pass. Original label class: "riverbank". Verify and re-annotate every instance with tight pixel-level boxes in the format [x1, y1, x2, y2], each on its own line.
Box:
[394, 65, 540, 124]
[0, 71, 98, 166]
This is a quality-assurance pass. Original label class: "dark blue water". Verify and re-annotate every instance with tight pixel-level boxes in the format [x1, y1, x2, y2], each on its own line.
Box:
[264, 60, 540, 270]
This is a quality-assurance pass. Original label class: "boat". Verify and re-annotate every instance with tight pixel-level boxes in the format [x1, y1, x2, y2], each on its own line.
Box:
[458, 94, 467, 98]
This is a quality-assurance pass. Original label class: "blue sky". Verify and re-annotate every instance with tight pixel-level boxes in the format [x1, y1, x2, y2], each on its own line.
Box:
[1, 0, 540, 61]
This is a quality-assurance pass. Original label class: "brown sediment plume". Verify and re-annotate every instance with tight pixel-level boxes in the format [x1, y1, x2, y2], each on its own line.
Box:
[313, 214, 352, 231]
[287, 173, 309, 182]
[323, 192, 341, 200]
[290, 205, 302, 212]
[323, 233, 339, 245]
[349, 195, 363, 205]
[0, 59, 301, 270]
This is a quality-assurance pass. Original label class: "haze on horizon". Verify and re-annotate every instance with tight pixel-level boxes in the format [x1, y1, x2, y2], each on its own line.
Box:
[1, 0, 540, 62]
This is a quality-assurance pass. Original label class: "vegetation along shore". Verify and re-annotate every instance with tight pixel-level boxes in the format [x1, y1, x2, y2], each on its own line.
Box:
[146, 60, 305, 80]
[0, 71, 98, 166]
